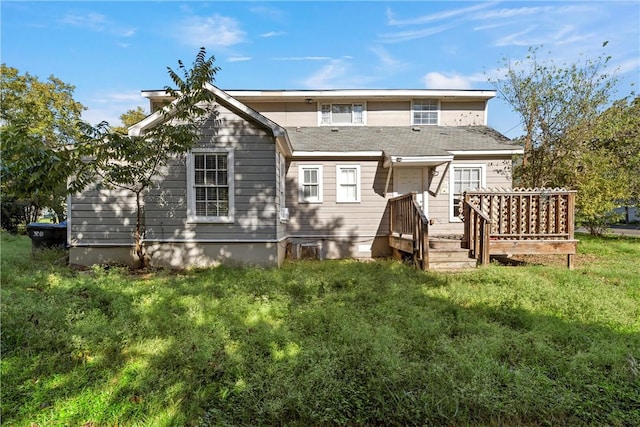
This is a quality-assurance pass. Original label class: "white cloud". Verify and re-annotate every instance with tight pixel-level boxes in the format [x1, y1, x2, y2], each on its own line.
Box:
[82, 91, 147, 126]
[228, 56, 252, 63]
[60, 12, 135, 37]
[272, 56, 332, 61]
[301, 59, 378, 89]
[422, 72, 489, 89]
[378, 24, 454, 43]
[387, 2, 496, 26]
[260, 31, 286, 38]
[369, 46, 407, 73]
[177, 15, 245, 48]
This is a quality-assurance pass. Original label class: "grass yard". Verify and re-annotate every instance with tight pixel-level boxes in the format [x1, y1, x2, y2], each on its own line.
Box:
[1, 232, 639, 426]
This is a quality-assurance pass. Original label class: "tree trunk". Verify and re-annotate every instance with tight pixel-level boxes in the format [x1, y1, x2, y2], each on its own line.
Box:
[134, 190, 146, 269]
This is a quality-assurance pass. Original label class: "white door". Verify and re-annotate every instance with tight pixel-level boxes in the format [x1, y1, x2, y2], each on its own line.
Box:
[394, 167, 426, 210]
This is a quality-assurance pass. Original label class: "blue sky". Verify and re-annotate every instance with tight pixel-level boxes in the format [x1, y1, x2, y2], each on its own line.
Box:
[2, 1, 639, 138]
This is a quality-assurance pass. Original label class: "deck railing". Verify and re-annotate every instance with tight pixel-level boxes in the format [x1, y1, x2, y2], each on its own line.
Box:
[388, 192, 429, 270]
[462, 188, 577, 268]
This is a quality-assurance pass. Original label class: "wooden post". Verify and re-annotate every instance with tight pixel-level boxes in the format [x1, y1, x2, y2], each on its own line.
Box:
[481, 220, 491, 265]
[421, 221, 429, 270]
[567, 254, 574, 270]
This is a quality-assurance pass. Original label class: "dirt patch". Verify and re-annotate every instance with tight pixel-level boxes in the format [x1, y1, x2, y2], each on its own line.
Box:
[494, 252, 598, 268]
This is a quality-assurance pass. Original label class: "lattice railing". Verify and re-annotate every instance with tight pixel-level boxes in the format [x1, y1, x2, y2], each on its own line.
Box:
[462, 188, 576, 240]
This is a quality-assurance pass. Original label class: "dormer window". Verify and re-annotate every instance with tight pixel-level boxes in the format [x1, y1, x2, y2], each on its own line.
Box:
[320, 103, 364, 125]
[412, 99, 439, 125]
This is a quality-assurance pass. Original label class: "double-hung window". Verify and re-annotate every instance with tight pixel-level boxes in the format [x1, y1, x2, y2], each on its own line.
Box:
[320, 103, 364, 125]
[413, 99, 439, 125]
[187, 148, 234, 223]
[450, 164, 485, 221]
[336, 165, 361, 203]
[298, 165, 323, 203]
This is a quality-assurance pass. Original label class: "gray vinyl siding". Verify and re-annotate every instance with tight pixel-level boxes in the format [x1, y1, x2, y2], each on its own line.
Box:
[286, 159, 391, 238]
[70, 106, 279, 247]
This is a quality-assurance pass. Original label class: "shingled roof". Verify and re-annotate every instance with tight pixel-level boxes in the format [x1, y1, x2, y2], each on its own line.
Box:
[286, 126, 519, 157]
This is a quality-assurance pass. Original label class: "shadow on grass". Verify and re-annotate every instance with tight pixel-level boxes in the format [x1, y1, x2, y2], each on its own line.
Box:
[2, 258, 639, 426]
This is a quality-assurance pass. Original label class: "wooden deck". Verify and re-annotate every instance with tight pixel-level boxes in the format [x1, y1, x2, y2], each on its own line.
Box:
[462, 188, 578, 269]
[388, 188, 578, 270]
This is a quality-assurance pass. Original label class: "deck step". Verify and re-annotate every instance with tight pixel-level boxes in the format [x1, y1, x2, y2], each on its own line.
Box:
[428, 246, 476, 270]
[429, 237, 464, 250]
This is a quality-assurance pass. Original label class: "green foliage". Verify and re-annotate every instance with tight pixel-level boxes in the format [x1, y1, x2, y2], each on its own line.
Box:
[0, 64, 84, 227]
[2, 233, 639, 426]
[72, 48, 219, 267]
[490, 46, 618, 188]
[112, 106, 147, 135]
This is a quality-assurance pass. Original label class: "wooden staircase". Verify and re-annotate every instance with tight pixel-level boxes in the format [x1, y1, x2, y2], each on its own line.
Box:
[388, 193, 476, 271]
[428, 237, 477, 271]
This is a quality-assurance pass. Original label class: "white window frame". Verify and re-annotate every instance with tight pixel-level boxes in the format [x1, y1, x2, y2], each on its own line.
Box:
[449, 163, 485, 222]
[298, 164, 323, 203]
[278, 152, 289, 221]
[318, 102, 366, 126]
[187, 147, 235, 223]
[412, 99, 440, 126]
[336, 164, 361, 203]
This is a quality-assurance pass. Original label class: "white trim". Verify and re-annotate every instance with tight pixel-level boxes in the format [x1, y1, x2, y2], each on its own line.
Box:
[390, 155, 453, 166]
[448, 149, 524, 156]
[66, 194, 72, 247]
[293, 151, 383, 158]
[221, 89, 497, 100]
[187, 147, 235, 223]
[278, 152, 288, 222]
[484, 100, 489, 126]
[335, 164, 361, 203]
[298, 164, 323, 203]
[71, 237, 288, 247]
[449, 163, 486, 222]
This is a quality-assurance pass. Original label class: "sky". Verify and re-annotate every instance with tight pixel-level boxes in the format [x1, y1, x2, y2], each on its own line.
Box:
[2, 0, 639, 138]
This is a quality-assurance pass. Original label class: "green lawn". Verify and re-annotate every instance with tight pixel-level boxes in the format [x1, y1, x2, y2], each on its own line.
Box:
[1, 232, 639, 426]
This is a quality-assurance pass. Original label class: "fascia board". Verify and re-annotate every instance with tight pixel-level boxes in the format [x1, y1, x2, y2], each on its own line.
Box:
[292, 151, 384, 158]
[448, 149, 524, 156]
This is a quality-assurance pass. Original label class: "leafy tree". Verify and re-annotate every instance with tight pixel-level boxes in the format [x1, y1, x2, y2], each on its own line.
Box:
[73, 48, 219, 268]
[112, 106, 147, 134]
[489, 45, 618, 188]
[0, 64, 85, 230]
[570, 96, 640, 232]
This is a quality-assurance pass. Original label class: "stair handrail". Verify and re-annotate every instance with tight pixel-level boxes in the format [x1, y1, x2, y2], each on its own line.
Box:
[463, 198, 492, 265]
[389, 192, 429, 270]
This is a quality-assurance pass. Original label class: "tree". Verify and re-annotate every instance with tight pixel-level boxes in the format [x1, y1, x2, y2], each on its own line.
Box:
[570, 96, 640, 233]
[489, 45, 618, 188]
[112, 106, 147, 134]
[73, 48, 219, 268]
[0, 65, 85, 230]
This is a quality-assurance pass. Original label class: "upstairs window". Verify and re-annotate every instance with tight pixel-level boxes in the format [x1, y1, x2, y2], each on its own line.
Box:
[320, 103, 364, 125]
[413, 99, 439, 125]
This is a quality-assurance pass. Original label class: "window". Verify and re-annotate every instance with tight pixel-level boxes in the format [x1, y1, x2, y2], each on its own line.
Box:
[187, 148, 234, 223]
[413, 99, 438, 125]
[320, 103, 364, 125]
[450, 165, 485, 221]
[336, 165, 361, 203]
[298, 165, 323, 203]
